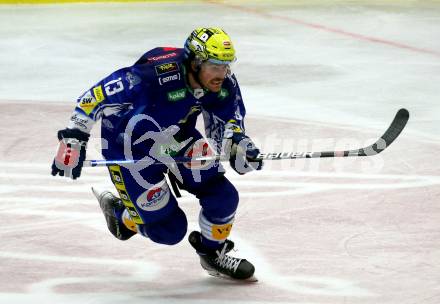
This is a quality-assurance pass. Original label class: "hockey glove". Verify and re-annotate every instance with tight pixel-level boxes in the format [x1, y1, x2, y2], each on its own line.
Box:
[225, 132, 263, 175]
[51, 128, 90, 180]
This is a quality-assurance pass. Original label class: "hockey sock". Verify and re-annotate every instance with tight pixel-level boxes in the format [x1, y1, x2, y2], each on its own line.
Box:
[199, 211, 234, 251]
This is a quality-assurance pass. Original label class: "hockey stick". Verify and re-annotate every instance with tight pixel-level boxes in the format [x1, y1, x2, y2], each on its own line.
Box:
[258, 108, 409, 160]
[83, 108, 409, 167]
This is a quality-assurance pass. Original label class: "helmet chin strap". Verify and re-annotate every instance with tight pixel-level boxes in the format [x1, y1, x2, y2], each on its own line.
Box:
[189, 60, 207, 99]
[193, 87, 205, 99]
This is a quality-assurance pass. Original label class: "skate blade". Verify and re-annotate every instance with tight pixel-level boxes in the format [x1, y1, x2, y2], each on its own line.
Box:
[91, 187, 101, 200]
[91, 187, 111, 203]
[206, 270, 258, 283]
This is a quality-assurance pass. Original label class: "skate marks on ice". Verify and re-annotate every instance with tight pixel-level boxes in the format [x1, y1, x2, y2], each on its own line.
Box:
[228, 170, 440, 198]
[2, 161, 440, 303]
[0, 162, 216, 303]
[226, 235, 374, 297]
[2, 162, 438, 198]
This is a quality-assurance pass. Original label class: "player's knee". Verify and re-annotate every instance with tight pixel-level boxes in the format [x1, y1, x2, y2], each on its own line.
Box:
[140, 206, 188, 245]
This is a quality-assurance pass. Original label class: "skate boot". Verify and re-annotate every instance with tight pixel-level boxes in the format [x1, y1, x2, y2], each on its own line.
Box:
[188, 231, 256, 281]
[92, 187, 136, 241]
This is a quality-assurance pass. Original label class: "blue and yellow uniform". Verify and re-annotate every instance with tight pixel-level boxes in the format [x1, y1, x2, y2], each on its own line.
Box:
[67, 46, 246, 246]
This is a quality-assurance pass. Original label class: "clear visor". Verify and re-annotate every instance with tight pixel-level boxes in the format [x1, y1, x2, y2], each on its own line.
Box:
[201, 60, 233, 75]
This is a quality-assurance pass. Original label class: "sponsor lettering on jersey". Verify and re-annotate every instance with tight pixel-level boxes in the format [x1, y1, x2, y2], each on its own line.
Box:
[79, 89, 103, 115]
[147, 52, 177, 61]
[70, 113, 90, 131]
[136, 182, 170, 211]
[93, 86, 105, 102]
[167, 88, 186, 102]
[155, 62, 179, 76]
[158, 73, 180, 85]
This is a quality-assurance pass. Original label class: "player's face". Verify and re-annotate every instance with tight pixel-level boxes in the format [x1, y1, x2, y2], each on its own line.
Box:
[198, 61, 230, 92]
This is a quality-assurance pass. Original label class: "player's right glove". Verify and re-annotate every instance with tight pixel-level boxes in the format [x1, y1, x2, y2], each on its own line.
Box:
[223, 124, 263, 175]
[51, 128, 90, 180]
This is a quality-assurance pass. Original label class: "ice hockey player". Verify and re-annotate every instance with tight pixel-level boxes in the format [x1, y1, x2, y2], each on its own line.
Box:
[51, 27, 263, 281]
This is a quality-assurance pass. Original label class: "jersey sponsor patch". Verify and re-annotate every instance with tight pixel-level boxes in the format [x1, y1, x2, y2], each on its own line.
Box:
[69, 113, 91, 131]
[155, 62, 179, 76]
[93, 86, 105, 102]
[167, 88, 186, 102]
[79, 89, 103, 115]
[136, 182, 170, 211]
[158, 73, 180, 85]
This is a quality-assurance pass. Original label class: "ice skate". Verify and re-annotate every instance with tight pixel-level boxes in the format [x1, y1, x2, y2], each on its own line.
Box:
[92, 187, 136, 241]
[188, 231, 257, 282]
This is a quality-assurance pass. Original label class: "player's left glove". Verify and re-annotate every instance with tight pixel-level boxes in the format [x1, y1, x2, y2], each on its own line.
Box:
[51, 128, 89, 180]
[224, 129, 263, 175]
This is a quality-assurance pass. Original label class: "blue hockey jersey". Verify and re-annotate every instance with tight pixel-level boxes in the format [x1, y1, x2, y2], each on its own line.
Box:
[67, 47, 246, 158]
